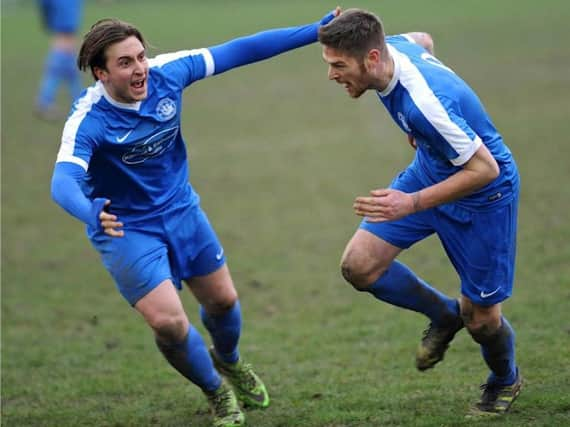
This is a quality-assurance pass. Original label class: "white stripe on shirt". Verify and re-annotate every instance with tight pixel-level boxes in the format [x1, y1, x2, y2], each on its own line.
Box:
[149, 48, 215, 77]
[390, 45, 482, 165]
[56, 85, 102, 171]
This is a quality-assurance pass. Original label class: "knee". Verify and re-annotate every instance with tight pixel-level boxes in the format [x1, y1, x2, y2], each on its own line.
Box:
[203, 294, 238, 316]
[148, 312, 189, 344]
[340, 252, 387, 291]
[461, 307, 502, 343]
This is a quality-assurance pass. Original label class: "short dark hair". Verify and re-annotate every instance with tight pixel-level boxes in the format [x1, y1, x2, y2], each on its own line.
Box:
[78, 18, 146, 81]
[318, 9, 386, 60]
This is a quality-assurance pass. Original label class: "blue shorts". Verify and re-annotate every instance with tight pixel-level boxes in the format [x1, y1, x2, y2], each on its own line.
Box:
[360, 167, 519, 306]
[89, 203, 226, 306]
[38, 0, 83, 33]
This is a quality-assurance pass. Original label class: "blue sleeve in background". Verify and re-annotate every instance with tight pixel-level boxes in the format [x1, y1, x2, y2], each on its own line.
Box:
[209, 11, 336, 75]
[51, 162, 105, 230]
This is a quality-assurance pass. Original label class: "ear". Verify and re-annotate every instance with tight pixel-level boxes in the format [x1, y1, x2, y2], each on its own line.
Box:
[367, 49, 381, 65]
[94, 66, 108, 82]
[364, 49, 381, 73]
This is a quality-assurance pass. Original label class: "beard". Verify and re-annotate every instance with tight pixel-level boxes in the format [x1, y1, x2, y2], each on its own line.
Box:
[348, 84, 367, 98]
[349, 61, 371, 98]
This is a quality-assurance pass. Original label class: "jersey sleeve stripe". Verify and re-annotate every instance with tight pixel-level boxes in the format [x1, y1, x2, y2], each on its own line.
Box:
[55, 154, 89, 170]
[200, 48, 215, 77]
[148, 48, 215, 77]
[448, 137, 482, 166]
[148, 50, 194, 67]
[56, 85, 102, 171]
[393, 47, 481, 165]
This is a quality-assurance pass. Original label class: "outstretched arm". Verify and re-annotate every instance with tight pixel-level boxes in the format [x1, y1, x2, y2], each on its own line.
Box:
[209, 9, 339, 75]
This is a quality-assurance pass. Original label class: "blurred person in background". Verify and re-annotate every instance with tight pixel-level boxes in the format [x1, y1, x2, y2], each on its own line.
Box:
[51, 9, 338, 427]
[35, 0, 84, 120]
[319, 9, 521, 417]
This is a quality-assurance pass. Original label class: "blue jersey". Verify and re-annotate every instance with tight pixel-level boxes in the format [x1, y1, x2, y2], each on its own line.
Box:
[378, 35, 518, 209]
[51, 15, 336, 228]
[56, 49, 213, 220]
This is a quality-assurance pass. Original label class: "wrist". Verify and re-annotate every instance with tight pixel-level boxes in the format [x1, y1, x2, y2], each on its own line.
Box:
[90, 198, 107, 230]
[412, 191, 421, 212]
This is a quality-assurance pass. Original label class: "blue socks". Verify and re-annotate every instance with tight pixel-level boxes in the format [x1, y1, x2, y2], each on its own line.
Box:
[366, 260, 460, 326]
[155, 326, 221, 392]
[365, 261, 517, 386]
[155, 302, 242, 392]
[200, 301, 242, 364]
[37, 48, 81, 109]
[477, 316, 518, 386]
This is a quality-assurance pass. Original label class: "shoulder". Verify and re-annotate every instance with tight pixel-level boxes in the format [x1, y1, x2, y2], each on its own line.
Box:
[63, 84, 106, 142]
[386, 34, 421, 50]
[402, 32, 434, 54]
[387, 34, 416, 45]
[149, 49, 213, 72]
[148, 49, 214, 87]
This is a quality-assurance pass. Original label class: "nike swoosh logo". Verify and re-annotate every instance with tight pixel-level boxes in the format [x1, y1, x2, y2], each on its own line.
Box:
[116, 130, 133, 143]
[215, 248, 224, 261]
[480, 287, 501, 298]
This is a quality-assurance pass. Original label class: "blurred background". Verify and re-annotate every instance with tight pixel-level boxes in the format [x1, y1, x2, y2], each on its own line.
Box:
[2, 0, 569, 426]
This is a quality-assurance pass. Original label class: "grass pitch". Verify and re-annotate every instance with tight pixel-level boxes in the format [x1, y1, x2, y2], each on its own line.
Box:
[2, 0, 570, 426]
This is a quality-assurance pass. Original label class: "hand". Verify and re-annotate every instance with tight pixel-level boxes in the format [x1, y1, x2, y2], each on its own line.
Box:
[321, 6, 342, 25]
[407, 134, 417, 150]
[99, 200, 124, 237]
[353, 188, 415, 222]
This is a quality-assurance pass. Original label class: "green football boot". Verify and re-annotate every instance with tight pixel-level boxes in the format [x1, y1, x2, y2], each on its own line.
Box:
[416, 317, 464, 371]
[210, 347, 270, 409]
[204, 380, 245, 427]
[467, 373, 523, 417]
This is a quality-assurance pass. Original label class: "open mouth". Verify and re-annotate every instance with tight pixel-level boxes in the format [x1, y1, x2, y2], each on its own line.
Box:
[131, 78, 146, 91]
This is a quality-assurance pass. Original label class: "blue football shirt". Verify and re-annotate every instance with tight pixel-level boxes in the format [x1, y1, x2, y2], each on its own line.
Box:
[56, 49, 214, 220]
[378, 35, 518, 209]
[52, 17, 334, 227]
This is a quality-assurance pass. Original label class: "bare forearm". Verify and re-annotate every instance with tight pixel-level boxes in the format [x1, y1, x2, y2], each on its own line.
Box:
[413, 169, 491, 211]
[413, 145, 499, 211]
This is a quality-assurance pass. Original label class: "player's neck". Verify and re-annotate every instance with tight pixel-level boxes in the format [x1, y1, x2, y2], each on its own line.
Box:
[375, 53, 394, 92]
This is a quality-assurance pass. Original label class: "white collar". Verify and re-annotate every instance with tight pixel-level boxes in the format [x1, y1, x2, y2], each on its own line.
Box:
[377, 44, 400, 97]
[98, 81, 142, 111]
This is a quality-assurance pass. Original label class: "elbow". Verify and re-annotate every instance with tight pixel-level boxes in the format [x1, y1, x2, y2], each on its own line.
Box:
[489, 159, 500, 180]
[50, 173, 63, 205]
[50, 183, 60, 206]
[483, 159, 500, 185]
[422, 33, 434, 55]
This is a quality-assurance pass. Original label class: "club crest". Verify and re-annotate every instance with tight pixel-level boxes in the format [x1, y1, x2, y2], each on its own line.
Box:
[156, 97, 176, 121]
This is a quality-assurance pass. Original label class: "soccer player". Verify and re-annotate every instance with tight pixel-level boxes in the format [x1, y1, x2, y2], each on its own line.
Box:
[35, 0, 84, 120]
[51, 10, 337, 427]
[318, 9, 522, 417]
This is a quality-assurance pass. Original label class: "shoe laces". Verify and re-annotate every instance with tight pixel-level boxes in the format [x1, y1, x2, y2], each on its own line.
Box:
[479, 383, 502, 403]
[209, 387, 235, 415]
[422, 323, 434, 337]
[233, 362, 257, 389]
[421, 323, 442, 341]
[422, 320, 461, 342]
